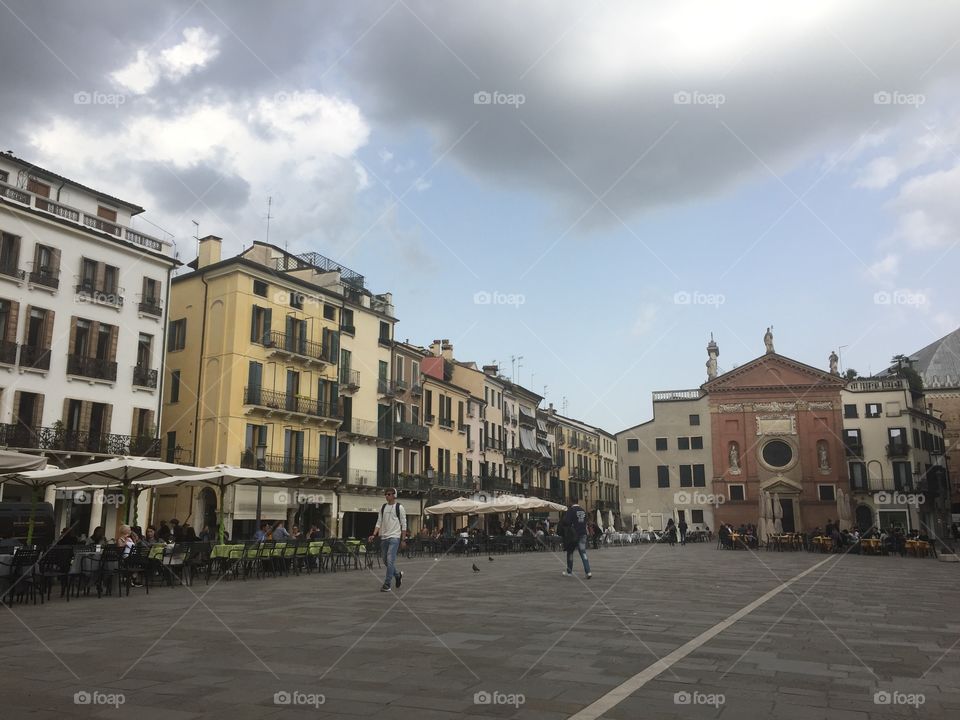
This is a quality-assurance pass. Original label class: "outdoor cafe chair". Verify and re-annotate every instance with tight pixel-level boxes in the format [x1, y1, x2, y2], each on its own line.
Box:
[162, 544, 190, 586]
[96, 546, 123, 598]
[2, 549, 42, 606]
[37, 546, 74, 602]
[182, 543, 211, 586]
[119, 546, 150, 596]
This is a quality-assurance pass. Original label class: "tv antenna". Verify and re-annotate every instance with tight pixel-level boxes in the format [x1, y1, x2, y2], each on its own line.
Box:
[561, 396, 568, 414]
[265, 196, 273, 245]
[192, 220, 200, 257]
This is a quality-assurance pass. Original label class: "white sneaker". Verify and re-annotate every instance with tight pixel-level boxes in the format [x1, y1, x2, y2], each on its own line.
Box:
[562, 571, 572, 576]
[587, 573, 592, 579]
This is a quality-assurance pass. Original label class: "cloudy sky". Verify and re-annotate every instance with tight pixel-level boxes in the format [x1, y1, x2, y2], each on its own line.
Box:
[2, 0, 959, 431]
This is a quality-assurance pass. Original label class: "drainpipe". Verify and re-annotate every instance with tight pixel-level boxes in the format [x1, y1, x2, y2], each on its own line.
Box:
[192, 273, 210, 464]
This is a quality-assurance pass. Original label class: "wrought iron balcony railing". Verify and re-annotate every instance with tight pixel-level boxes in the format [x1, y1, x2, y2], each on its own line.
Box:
[138, 298, 163, 316]
[0, 423, 159, 456]
[394, 421, 429, 443]
[0, 263, 24, 281]
[243, 386, 339, 420]
[480, 475, 514, 492]
[339, 368, 360, 389]
[133, 365, 158, 388]
[28, 269, 59, 289]
[0, 340, 17, 365]
[240, 451, 338, 478]
[885, 443, 911, 458]
[19, 344, 50, 370]
[67, 354, 118, 381]
[75, 282, 124, 307]
[266, 330, 333, 363]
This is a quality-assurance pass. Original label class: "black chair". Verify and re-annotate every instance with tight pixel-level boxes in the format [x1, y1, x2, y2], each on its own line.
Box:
[1, 549, 42, 606]
[119, 546, 150, 596]
[36, 546, 75, 601]
[183, 543, 211, 585]
[97, 547, 123, 598]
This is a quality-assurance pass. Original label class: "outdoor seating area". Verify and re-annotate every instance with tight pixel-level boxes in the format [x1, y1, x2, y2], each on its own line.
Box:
[713, 527, 940, 558]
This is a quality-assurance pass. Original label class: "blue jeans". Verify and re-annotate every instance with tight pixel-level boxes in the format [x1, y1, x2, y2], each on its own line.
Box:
[381, 537, 401, 588]
[567, 535, 591, 574]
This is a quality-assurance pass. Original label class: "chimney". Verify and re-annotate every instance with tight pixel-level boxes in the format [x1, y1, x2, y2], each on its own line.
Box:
[429, 339, 442, 357]
[441, 339, 453, 361]
[197, 235, 222, 268]
[482, 364, 499, 376]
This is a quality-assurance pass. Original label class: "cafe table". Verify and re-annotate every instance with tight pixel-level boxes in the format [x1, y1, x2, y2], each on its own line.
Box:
[860, 538, 882, 554]
[906, 539, 931, 557]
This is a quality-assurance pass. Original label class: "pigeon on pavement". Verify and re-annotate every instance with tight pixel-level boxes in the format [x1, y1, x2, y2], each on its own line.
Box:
[488, 556, 494, 562]
[472, 563, 480, 572]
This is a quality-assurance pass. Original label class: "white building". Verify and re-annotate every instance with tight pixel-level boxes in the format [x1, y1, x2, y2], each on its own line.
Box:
[0, 153, 177, 536]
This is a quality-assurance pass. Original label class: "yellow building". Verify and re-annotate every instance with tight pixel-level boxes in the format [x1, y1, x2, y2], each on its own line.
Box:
[160, 238, 347, 537]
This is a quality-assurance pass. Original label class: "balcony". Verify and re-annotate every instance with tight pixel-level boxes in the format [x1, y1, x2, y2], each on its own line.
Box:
[595, 499, 621, 513]
[75, 282, 123, 308]
[243, 386, 340, 425]
[378, 335, 392, 347]
[240, 451, 337, 478]
[844, 443, 864, 458]
[340, 417, 379, 439]
[19, 344, 50, 371]
[132, 365, 158, 389]
[885, 443, 911, 458]
[339, 368, 360, 392]
[0, 423, 159, 456]
[652, 389, 705, 402]
[67, 354, 118, 382]
[0, 340, 16, 365]
[424, 413, 435, 425]
[377, 378, 396, 396]
[458, 422, 468, 433]
[28, 269, 59, 290]
[438, 417, 454, 430]
[265, 330, 332, 366]
[138, 297, 163, 316]
[432, 473, 476, 491]
[2, 180, 170, 255]
[0, 263, 24, 282]
[410, 383, 422, 396]
[393, 474, 428, 492]
[395, 421, 429, 443]
[481, 475, 514, 492]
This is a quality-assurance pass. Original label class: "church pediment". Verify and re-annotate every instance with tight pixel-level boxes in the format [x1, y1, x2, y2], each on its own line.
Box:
[759, 475, 803, 494]
[704, 353, 844, 393]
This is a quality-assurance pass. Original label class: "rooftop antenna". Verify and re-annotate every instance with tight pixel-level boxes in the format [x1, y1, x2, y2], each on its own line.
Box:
[561, 396, 568, 414]
[192, 220, 200, 257]
[265, 196, 274, 245]
[543, 384, 548, 398]
[510, 355, 524, 383]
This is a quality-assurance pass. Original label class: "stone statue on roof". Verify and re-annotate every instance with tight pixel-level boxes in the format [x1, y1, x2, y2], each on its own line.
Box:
[764, 327, 774, 354]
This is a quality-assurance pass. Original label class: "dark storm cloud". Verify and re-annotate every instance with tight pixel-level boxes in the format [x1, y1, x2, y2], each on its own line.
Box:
[140, 161, 251, 215]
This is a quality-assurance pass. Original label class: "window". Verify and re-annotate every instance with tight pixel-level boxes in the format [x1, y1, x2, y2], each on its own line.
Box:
[80, 258, 97, 288]
[341, 307, 355, 333]
[893, 461, 912, 491]
[102, 265, 118, 293]
[395, 356, 404, 384]
[843, 404, 858, 419]
[250, 305, 271, 344]
[290, 291, 303, 310]
[655, 437, 667, 451]
[170, 370, 181, 403]
[626, 438, 639, 452]
[137, 333, 152, 369]
[678, 436, 690, 450]
[865, 403, 881, 418]
[657, 465, 670, 488]
[0, 169, 7, 183]
[379, 321, 391, 343]
[679, 464, 693, 487]
[323, 304, 336, 321]
[888, 427, 908, 452]
[849, 461, 867, 490]
[0, 232, 20, 273]
[818, 484, 836, 501]
[168, 319, 186, 351]
[73, 319, 91, 356]
[761, 439, 793, 468]
[844, 429, 862, 455]
[689, 414, 700, 426]
[691, 509, 704, 524]
[27, 178, 50, 197]
[691, 436, 703, 450]
[165, 431, 177, 463]
[693, 464, 705, 487]
[142, 277, 160, 306]
[96, 205, 117, 223]
[253, 279, 268, 297]
[729, 484, 745, 501]
[628, 466, 641, 487]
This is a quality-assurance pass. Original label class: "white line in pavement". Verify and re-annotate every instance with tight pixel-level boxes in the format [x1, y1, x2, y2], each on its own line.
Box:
[567, 555, 837, 720]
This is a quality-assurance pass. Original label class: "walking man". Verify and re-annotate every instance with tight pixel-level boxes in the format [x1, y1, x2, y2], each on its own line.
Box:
[678, 517, 688, 546]
[369, 487, 408, 592]
[560, 501, 592, 579]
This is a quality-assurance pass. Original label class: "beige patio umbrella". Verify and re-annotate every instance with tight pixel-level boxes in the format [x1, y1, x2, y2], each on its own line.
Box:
[607, 510, 616, 531]
[424, 497, 486, 515]
[514, 496, 566, 512]
[757, 491, 768, 542]
[836, 488, 849, 528]
[596, 509, 604, 532]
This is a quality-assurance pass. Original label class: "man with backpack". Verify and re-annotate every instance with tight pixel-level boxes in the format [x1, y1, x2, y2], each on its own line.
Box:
[369, 487, 408, 592]
[560, 502, 592, 579]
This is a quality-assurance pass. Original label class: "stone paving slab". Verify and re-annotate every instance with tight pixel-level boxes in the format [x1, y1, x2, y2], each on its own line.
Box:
[1, 544, 958, 719]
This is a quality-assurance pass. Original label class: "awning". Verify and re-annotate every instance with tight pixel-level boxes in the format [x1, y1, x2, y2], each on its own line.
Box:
[537, 443, 552, 459]
[519, 427, 537, 451]
[536, 419, 547, 432]
[519, 408, 536, 424]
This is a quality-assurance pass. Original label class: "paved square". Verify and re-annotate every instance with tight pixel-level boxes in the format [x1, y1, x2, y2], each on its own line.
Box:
[2, 544, 959, 719]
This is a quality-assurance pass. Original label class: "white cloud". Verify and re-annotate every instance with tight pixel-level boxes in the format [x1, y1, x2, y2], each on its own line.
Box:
[378, 149, 394, 164]
[112, 26, 220, 94]
[889, 161, 960, 248]
[866, 253, 899, 282]
[28, 89, 369, 253]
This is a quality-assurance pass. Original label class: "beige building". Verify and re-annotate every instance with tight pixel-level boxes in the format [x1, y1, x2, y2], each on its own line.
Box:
[617, 391, 713, 532]
[842, 377, 947, 535]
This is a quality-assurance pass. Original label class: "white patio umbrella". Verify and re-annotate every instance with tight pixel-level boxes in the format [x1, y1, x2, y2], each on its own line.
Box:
[757, 491, 768, 542]
[772, 492, 784, 534]
[607, 510, 616, 531]
[514, 496, 566, 512]
[475, 495, 521, 514]
[836, 488, 849, 527]
[596, 509, 604, 532]
[138, 464, 301, 543]
[424, 497, 486, 515]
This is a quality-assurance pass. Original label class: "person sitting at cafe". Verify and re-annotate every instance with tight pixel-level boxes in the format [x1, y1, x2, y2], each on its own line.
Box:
[87, 526, 107, 547]
[290, 525, 302, 540]
[157, 521, 172, 542]
[56, 526, 79, 545]
[254, 522, 270, 542]
[198, 525, 212, 541]
[181, 523, 198, 542]
[272, 521, 291, 541]
[140, 526, 161, 546]
[308, 525, 322, 540]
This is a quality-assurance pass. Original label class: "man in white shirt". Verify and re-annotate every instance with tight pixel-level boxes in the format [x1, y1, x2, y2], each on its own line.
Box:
[369, 487, 408, 592]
